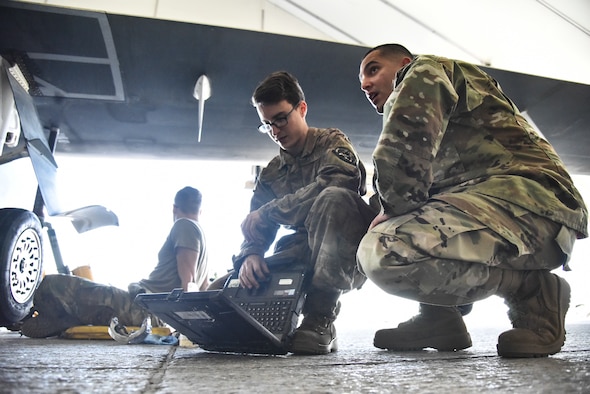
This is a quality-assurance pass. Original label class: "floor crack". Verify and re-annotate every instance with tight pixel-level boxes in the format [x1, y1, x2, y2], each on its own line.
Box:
[143, 346, 177, 393]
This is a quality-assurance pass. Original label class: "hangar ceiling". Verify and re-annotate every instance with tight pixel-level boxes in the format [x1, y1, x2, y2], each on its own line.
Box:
[1, 0, 589, 174]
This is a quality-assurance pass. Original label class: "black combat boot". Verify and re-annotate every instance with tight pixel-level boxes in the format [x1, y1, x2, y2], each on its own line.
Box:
[497, 270, 570, 358]
[20, 312, 81, 338]
[374, 304, 472, 351]
[290, 289, 341, 355]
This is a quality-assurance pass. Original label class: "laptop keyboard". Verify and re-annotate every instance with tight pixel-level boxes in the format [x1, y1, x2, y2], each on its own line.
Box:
[239, 300, 294, 333]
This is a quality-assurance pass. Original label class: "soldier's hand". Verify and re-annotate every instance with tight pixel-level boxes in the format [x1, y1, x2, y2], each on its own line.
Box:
[369, 212, 391, 229]
[239, 254, 270, 289]
[241, 210, 266, 243]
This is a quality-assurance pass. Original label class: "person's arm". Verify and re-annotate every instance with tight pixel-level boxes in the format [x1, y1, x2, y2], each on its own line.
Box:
[374, 57, 458, 217]
[235, 131, 362, 269]
[233, 171, 281, 270]
[198, 276, 209, 291]
[176, 246, 199, 291]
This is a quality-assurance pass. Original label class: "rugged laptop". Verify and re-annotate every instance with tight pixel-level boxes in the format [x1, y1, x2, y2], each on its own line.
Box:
[135, 269, 307, 355]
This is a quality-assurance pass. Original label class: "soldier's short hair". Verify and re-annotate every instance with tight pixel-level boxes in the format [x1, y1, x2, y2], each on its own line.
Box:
[363, 43, 413, 61]
[174, 186, 202, 214]
[251, 71, 305, 108]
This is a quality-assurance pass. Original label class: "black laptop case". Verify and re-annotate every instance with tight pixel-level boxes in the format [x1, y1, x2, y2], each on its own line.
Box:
[135, 269, 306, 355]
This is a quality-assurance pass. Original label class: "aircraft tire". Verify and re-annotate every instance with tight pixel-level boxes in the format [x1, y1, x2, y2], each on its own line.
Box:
[0, 208, 44, 327]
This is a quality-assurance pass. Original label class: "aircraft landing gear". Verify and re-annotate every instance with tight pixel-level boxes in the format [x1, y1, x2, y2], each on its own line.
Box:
[0, 208, 43, 328]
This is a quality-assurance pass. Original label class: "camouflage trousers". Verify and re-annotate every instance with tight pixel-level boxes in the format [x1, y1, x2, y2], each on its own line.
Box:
[357, 200, 575, 306]
[283, 186, 376, 292]
[31, 274, 148, 327]
[307, 186, 377, 291]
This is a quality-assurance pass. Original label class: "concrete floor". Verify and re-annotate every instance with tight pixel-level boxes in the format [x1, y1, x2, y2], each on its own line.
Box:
[0, 322, 589, 393]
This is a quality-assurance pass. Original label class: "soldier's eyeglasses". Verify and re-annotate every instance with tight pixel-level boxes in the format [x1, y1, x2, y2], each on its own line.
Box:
[257, 103, 299, 133]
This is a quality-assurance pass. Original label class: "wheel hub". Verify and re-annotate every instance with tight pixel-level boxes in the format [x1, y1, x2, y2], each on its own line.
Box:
[10, 228, 42, 304]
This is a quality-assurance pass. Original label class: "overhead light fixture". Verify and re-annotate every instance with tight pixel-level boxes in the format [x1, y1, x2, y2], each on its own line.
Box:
[193, 75, 211, 143]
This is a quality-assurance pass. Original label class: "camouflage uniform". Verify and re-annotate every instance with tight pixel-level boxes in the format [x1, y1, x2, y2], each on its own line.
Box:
[357, 55, 588, 305]
[30, 274, 147, 327]
[233, 127, 375, 291]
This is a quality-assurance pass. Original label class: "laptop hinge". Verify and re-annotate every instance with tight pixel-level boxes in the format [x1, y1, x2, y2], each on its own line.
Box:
[166, 288, 183, 301]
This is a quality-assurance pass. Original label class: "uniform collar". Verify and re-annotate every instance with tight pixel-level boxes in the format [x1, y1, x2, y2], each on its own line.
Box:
[278, 127, 319, 167]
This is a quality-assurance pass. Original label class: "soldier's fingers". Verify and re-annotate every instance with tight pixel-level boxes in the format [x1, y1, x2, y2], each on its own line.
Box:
[260, 260, 270, 275]
[253, 266, 267, 282]
[238, 266, 251, 288]
[240, 264, 260, 289]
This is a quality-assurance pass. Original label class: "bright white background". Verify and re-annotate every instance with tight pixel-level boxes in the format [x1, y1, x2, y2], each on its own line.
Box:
[3, 155, 587, 331]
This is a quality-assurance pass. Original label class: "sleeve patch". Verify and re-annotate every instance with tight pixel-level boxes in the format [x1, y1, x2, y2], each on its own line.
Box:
[333, 147, 357, 165]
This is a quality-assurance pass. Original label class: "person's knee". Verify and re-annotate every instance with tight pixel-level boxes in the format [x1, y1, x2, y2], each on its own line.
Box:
[357, 231, 399, 274]
[318, 185, 345, 197]
[357, 231, 420, 289]
[315, 186, 358, 208]
[307, 187, 366, 229]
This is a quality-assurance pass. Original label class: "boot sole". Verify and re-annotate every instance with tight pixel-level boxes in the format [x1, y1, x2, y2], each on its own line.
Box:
[20, 316, 80, 338]
[375, 332, 472, 351]
[497, 275, 570, 358]
[290, 338, 338, 355]
[496, 335, 566, 358]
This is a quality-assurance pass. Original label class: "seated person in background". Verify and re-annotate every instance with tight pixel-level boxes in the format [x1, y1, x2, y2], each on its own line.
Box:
[20, 186, 209, 338]
[231, 71, 376, 355]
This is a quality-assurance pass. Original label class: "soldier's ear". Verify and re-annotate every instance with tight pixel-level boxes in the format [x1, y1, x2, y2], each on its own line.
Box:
[298, 100, 308, 117]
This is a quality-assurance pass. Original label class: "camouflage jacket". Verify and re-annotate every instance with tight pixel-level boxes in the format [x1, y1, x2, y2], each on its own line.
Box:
[375, 55, 588, 239]
[235, 127, 364, 263]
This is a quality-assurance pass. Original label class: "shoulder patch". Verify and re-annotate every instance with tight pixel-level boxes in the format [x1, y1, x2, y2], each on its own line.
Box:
[333, 147, 357, 165]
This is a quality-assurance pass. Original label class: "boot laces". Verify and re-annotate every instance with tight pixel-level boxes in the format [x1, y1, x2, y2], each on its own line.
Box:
[300, 315, 333, 335]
